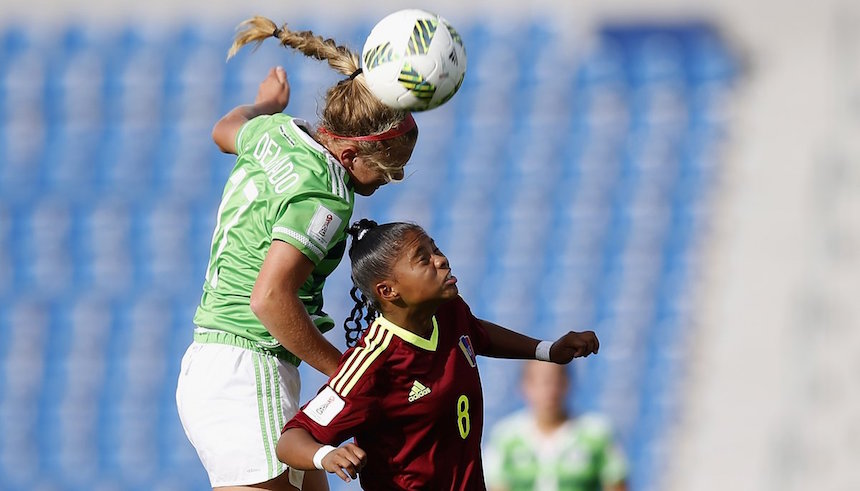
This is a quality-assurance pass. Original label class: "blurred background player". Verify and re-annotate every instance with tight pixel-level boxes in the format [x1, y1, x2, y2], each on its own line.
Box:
[277, 220, 599, 489]
[175, 17, 417, 491]
[484, 361, 628, 491]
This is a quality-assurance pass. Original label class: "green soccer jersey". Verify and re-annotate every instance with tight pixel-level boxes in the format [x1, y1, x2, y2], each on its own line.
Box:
[192, 114, 354, 362]
[484, 412, 628, 491]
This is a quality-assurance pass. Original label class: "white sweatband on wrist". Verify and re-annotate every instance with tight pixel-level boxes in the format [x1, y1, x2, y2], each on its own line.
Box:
[535, 340, 553, 362]
[313, 445, 337, 470]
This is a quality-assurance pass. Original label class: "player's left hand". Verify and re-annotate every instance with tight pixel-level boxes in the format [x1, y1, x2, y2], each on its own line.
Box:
[321, 443, 367, 483]
[254, 66, 290, 113]
[549, 331, 599, 363]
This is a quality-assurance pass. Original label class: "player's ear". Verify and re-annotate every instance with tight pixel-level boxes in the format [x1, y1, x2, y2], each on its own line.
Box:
[375, 280, 399, 302]
[339, 147, 359, 170]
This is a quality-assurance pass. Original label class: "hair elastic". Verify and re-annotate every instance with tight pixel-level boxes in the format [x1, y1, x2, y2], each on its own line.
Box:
[348, 68, 363, 80]
[272, 27, 282, 38]
[318, 113, 416, 142]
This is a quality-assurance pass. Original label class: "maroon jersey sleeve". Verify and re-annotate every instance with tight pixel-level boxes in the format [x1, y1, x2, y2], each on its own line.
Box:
[283, 325, 393, 445]
[446, 295, 491, 355]
[283, 375, 381, 446]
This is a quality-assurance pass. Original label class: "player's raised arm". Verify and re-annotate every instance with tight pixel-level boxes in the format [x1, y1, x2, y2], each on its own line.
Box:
[212, 66, 290, 154]
[479, 319, 599, 363]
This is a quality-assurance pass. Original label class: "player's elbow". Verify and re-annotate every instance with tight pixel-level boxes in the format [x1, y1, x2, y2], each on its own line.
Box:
[211, 120, 233, 154]
[276, 428, 311, 470]
[249, 285, 277, 319]
[275, 432, 290, 466]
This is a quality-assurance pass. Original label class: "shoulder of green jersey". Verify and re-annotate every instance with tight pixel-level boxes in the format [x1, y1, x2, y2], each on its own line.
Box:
[235, 115, 267, 151]
[290, 119, 328, 154]
[291, 119, 350, 203]
[272, 226, 325, 261]
[575, 413, 613, 442]
[491, 410, 532, 440]
[278, 124, 297, 147]
[577, 412, 611, 430]
[325, 158, 349, 202]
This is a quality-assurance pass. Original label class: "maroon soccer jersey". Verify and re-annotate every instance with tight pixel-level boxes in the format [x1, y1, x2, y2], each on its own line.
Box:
[283, 296, 489, 490]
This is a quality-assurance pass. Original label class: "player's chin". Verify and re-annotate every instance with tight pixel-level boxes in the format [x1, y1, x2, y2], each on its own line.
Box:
[441, 283, 459, 297]
[355, 186, 378, 196]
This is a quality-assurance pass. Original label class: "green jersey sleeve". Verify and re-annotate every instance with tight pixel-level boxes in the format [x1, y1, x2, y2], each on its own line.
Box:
[579, 414, 629, 486]
[236, 114, 282, 155]
[271, 192, 351, 265]
[482, 423, 510, 488]
[600, 442, 628, 486]
[482, 411, 536, 490]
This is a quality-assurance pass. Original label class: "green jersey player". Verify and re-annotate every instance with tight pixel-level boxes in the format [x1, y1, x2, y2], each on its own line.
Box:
[484, 361, 628, 491]
[175, 16, 418, 491]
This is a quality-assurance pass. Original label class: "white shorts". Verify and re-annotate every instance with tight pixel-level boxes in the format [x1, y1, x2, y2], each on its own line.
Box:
[176, 338, 305, 488]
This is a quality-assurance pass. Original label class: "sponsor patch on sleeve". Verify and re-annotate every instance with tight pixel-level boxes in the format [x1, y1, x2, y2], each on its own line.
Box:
[458, 335, 477, 368]
[307, 205, 342, 249]
[303, 385, 345, 426]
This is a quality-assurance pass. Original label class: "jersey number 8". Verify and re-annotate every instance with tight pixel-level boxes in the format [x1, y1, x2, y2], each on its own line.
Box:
[457, 395, 470, 439]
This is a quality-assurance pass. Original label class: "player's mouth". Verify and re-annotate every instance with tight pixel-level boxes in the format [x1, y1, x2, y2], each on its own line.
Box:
[444, 270, 457, 286]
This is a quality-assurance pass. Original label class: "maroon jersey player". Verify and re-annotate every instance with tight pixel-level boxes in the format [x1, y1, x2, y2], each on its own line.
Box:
[277, 220, 600, 490]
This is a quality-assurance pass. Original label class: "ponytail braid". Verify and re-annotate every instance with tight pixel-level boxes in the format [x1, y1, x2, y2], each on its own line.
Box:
[225, 15, 417, 169]
[343, 286, 378, 347]
[227, 16, 360, 77]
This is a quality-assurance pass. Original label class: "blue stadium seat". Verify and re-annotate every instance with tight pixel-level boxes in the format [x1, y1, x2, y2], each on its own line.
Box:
[0, 404, 42, 488]
[40, 128, 100, 203]
[14, 199, 76, 293]
[0, 199, 13, 294]
[76, 198, 135, 293]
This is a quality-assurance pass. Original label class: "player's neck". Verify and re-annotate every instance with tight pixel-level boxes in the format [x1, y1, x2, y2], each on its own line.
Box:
[382, 304, 437, 339]
[534, 411, 568, 434]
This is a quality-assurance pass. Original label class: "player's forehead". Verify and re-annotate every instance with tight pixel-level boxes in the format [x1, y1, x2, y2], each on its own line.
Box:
[399, 229, 435, 258]
[382, 139, 417, 169]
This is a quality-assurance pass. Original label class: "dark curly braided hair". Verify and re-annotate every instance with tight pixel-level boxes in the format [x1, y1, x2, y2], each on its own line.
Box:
[343, 219, 425, 347]
[344, 285, 378, 348]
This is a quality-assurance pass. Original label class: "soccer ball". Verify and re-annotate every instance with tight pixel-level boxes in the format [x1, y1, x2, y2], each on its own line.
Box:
[361, 9, 467, 112]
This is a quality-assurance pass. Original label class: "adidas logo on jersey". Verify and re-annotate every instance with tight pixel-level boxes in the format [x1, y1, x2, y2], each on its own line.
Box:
[408, 380, 431, 402]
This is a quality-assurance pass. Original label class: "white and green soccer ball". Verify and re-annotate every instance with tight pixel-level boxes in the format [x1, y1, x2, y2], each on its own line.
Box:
[361, 9, 467, 112]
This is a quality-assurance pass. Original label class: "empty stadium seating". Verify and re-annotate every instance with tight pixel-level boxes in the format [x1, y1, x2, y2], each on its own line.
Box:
[0, 17, 737, 491]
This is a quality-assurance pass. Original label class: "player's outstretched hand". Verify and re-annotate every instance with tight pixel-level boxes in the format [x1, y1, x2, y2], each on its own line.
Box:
[255, 66, 290, 113]
[322, 443, 367, 483]
[550, 331, 599, 363]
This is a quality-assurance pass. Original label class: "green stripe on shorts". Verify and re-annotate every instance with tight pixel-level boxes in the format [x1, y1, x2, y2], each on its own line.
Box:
[269, 355, 287, 475]
[263, 355, 280, 479]
[253, 353, 275, 479]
